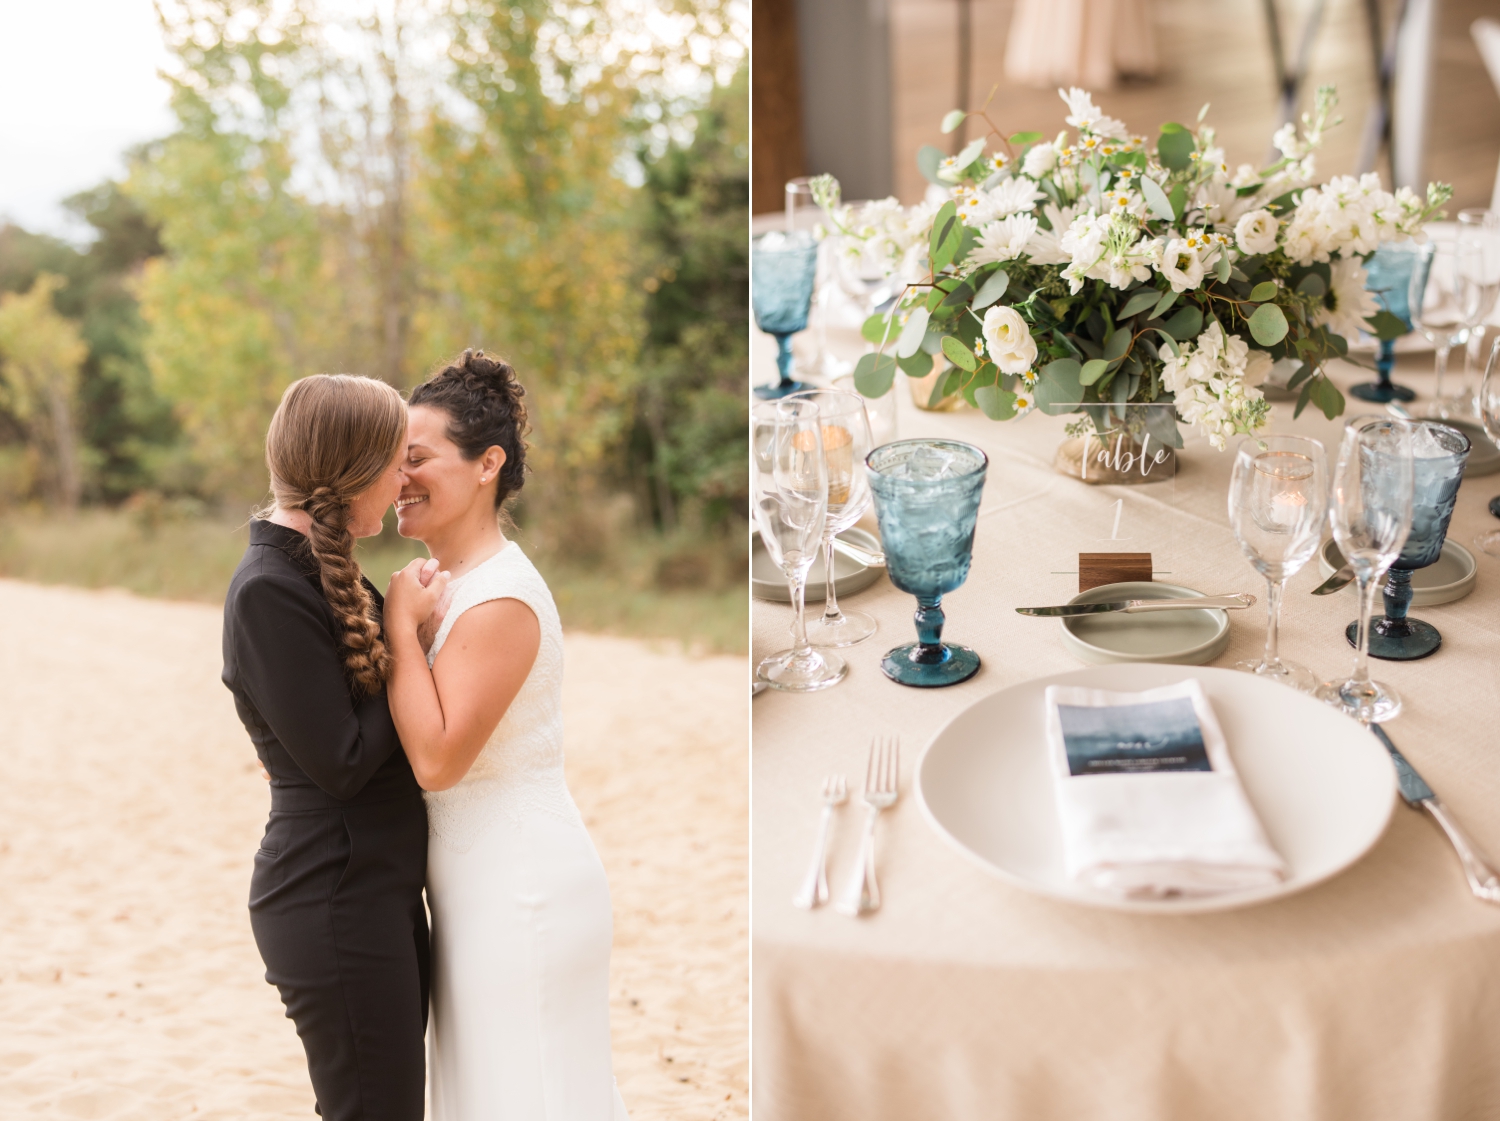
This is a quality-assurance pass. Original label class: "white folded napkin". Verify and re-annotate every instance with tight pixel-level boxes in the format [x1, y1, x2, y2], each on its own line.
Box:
[1044, 679, 1288, 899]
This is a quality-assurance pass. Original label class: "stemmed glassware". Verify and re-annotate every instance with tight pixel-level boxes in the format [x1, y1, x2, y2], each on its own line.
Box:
[752, 231, 820, 399]
[1228, 434, 1328, 692]
[1456, 209, 1500, 411]
[1476, 337, 1500, 557]
[866, 439, 988, 687]
[786, 388, 878, 648]
[751, 400, 846, 691]
[1316, 417, 1414, 723]
[1410, 238, 1475, 419]
[1349, 242, 1418, 404]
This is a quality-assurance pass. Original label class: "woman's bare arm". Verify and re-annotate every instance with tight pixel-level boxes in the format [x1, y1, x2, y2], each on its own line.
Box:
[384, 561, 541, 791]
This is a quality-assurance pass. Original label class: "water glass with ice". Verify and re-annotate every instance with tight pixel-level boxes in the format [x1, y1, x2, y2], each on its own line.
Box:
[753, 231, 819, 399]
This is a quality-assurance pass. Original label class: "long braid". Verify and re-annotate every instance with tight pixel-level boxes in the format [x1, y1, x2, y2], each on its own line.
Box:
[303, 486, 391, 697]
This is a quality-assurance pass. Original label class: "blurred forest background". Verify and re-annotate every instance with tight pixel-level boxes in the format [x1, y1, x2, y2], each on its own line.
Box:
[0, 0, 747, 651]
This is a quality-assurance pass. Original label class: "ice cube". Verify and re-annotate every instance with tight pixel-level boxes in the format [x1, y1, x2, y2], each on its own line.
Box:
[1411, 423, 1459, 459]
[904, 446, 959, 480]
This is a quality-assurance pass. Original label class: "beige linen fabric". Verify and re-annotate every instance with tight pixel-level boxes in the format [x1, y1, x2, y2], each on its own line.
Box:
[752, 350, 1500, 1120]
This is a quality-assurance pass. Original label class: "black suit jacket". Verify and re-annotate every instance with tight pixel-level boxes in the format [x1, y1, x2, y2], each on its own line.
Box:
[223, 519, 420, 809]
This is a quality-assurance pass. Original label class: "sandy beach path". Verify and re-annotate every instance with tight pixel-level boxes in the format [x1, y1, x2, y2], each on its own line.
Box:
[0, 579, 747, 1120]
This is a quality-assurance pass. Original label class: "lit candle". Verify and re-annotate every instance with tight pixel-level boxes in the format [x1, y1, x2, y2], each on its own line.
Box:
[1270, 488, 1308, 527]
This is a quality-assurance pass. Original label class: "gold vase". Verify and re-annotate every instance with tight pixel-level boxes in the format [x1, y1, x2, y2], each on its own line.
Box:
[906, 363, 968, 412]
[1054, 430, 1177, 485]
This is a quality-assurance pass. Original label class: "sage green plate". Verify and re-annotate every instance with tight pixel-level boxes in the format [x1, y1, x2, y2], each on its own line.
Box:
[751, 527, 884, 603]
[1317, 538, 1477, 606]
[1436, 418, 1500, 477]
[1059, 581, 1231, 666]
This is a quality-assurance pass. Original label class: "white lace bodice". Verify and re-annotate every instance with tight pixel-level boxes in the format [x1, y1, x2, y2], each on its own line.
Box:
[422, 542, 577, 851]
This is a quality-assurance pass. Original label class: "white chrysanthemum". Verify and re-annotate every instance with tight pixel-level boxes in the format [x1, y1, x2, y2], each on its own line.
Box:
[988, 175, 1045, 217]
[1100, 189, 1146, 219]
[982, 305, 1038, 374]
[1058, 87, 1128, 140]
[1234, 209, 1280, 256]
[1024, 203, 1080, 265]
[1022, 142, 1058, 178]
[1314, 256, 1379, 340]
[968, 213, 1040, 266]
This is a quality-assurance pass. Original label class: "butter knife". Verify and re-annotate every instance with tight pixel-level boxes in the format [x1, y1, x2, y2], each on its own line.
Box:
[1312, 563, 1355, 596]
[1370, 724, 1500, 904]
[1017, 593, 1255, 617]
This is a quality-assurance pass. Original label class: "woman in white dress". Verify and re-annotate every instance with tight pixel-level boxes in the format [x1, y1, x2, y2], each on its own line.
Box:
[380, 349, 628, 1120]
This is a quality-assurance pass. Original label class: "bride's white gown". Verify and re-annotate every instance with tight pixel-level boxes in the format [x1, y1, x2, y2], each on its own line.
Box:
[423, 542, 628, 1120]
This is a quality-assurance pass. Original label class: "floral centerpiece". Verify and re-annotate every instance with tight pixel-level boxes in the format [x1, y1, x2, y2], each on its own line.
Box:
[813, 86, 1450, 459]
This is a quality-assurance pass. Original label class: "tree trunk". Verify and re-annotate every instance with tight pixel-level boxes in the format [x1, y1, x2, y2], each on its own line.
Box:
[46, 375, 80, 509]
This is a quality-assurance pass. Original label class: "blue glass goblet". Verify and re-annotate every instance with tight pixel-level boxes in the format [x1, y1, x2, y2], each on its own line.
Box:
[1356, 420, 1470, 660]
[753, 231, 819, 399]
[866, 439, 988, 687]
[1350, 242, 1418, 404]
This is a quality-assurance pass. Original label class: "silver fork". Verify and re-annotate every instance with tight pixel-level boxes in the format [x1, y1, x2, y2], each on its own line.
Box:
[793, 774, 848, 909]
[836, 737, 899, 916]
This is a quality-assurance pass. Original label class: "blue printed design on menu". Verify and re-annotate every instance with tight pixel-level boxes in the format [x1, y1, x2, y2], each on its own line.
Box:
[1058, 698, 1213, 776]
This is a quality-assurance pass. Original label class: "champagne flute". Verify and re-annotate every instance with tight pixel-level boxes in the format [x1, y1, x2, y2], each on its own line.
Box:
[1410, 238, 1472, 420]
[1228, 434, 1328, 692]
[752, 399, 847, 691]
[787, 388, 878, 647]
[1456, 209, 1500, 412]
[1476, 337, 1500, 557]
[1316, 417, 1414, 723]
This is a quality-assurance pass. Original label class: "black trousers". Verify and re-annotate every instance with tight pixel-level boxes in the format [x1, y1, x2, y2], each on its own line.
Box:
[249, 794, 430, 1121]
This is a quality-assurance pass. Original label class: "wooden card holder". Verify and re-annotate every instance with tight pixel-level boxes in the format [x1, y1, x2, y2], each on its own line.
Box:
[1079, 553, 1152, 593]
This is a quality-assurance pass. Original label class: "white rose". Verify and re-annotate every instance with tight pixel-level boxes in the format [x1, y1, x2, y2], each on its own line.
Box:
[1157, 238, 1206, 293]
[1022, 142, 1058, 178]
[1234, 209, 1280, 256]
[981, 305, 1038, 375]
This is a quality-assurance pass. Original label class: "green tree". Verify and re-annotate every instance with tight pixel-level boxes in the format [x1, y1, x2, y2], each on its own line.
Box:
[0, 275, 89, 507]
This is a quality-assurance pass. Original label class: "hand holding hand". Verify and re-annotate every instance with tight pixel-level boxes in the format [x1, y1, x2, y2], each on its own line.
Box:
[386, 558, 451, 636]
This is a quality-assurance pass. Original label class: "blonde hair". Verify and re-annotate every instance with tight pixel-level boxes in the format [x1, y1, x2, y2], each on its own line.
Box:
[262, 375, 406, 697]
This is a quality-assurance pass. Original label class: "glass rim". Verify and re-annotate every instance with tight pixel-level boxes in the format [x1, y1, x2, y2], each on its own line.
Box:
[864, 438, 989, 480]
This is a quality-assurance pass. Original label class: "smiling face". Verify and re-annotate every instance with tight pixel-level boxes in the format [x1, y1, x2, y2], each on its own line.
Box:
[395, 404, 504, 541]
[346, 439, 407, 538]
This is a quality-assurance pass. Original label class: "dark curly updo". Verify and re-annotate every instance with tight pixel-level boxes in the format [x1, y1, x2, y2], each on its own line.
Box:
[409, 349, 529, 511]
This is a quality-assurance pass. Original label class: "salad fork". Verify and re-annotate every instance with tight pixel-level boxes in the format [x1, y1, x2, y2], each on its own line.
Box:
[836, 737, 899, 916]
[793, 774, 848, 909]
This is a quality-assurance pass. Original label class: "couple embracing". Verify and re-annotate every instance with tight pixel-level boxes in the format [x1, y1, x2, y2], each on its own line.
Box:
[222, 350, 628, 1120]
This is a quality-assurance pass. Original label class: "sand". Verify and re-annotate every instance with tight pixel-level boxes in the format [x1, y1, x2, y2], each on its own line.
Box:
[0, 578, 747, 1120]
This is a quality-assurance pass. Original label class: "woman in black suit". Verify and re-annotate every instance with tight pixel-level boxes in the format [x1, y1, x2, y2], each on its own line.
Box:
[222, 374, 427, 1121]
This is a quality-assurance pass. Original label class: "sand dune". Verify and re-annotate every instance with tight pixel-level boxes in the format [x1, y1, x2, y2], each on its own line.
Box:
[0, 579, 747, 1120]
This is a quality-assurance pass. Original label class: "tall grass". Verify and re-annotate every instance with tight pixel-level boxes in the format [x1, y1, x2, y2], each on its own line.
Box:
[0, 509, 747, 654]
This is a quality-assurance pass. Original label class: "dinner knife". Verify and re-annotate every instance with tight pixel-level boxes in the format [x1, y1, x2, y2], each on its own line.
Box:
[1016, 593, 1255, 617]
[832, 536, 885, 568]
[1370, 724, 1500, 904]
[1312, 563, 1355, 596]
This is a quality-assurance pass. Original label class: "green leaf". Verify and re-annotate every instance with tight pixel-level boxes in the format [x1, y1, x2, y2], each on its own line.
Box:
[1167, 183, 1187, 221]
[916, 145, 946, 186]
[1103, 325, 1132, 361]
[1296, 272, 1327, 298]
[862, 313, 894, 344]
[1248, 302, 1289, 346]
[1159, 121, 1186, 134]
[1249, 281, 1280, 302]
[1213, 252, 1232, 283]
[1151, 289, 1180, 320]
[896, 307, 930, 357]
[932, 366, 963, 405]
[955, 225, 981, 267]
[1008, 130, 1043, 146]
[1143, 402, 1184, 449]
[1158, 127, 1195, 171]
[941, 335, 977, 372]
[1140, 175, 1175, 223]
[972, 269, 1011, 310]
[1154, 329, 1181, 357]
[929, 201, 960, 271]
[1285, 361, 1313, 390]
[941, 110, 967, 134]
[853, 352, 898, 397]
[938, 280, 976, 313]
[897, 348, 933, 378]
[1079, 358, 1110, 386]
[1164, 304, 1203, 341]
[1119, 288, 1162, 320]
[1366, 309, 1410, 341]
[1035, 358, 1083, 414]
[974, 384, 1018, 420]
[1307, 373, 1346, 420]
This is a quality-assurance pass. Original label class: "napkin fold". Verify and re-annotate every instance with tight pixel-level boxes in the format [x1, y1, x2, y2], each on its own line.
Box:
[1044, 679, 1288, 899]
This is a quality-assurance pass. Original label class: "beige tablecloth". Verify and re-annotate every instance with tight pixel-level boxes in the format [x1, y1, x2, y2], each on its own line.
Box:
[751, 338, 1500, 1120]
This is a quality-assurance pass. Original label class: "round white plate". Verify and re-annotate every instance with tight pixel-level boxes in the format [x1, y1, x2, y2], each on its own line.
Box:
[915, 663, 1396, 914]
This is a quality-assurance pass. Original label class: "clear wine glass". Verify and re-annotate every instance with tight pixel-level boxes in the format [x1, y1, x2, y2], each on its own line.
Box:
[1315, 417, 1414, 723]
[1228, 434, 1328, 692]
[751, 399, 846, 691]
[1410, 237, 1474, 419]
[1476, 336, 1500, 557]
[1456, 209, 1500, 412]
[787, 388, 878, 647]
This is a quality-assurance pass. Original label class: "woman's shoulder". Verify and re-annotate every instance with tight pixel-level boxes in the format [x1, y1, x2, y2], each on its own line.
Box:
[437, 543, 559, 645]
[226, 545, 323, 619]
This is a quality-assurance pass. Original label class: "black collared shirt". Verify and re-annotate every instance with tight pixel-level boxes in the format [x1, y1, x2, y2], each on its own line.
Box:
[222, 519, 419, 809]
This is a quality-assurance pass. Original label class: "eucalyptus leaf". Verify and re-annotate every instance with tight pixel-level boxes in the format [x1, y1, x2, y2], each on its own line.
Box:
[974, 384, 1018, 420]
[862, 313, 894, 344]
[941, 335, 977, 372]
[1248, 302, 1289, 346]
[1119, 288, 1162, 320]
[1103, 325, 1131, 361]
[1163, 304, 1203, 341]
[853, 352, 898, 397]
[1140, 175, 1174, 223]
[929, 201, 958, 262]
[916, 145, 947, 186]
[1168, 183, 1188, 220]
[1151, 289, 1180, 320]
[1249, 281, 1280, 302]
[1158, 127, 1195, 171]
[1213, 252, 1231, 283]
[972, 269, 1011, 309]
[1008, 130, 1042, 146]
[1308, 373, 1346, 420]
[896, 307, 930, 357]
[1143, 402, 1184, 449]
[1296, 272, 1327, 298]
[1035, 358, 1083, 415]
[1079, 358, 1110, 385]
[898, 349, 934, 377]
[1154, 329, 1181, 357]
[941, 110, 966, 135]
[1365, 309, 1409, 341]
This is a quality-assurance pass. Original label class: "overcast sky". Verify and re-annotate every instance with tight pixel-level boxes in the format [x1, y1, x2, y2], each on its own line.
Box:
[0, 1, 175, 240]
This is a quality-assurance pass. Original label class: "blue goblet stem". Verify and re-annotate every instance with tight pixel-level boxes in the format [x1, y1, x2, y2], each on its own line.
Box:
[775, 334, 795, 389]
[1381, 568, 1416, 632]
[1376, 339, 1395, 386]
[911, 596, 948, 664]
